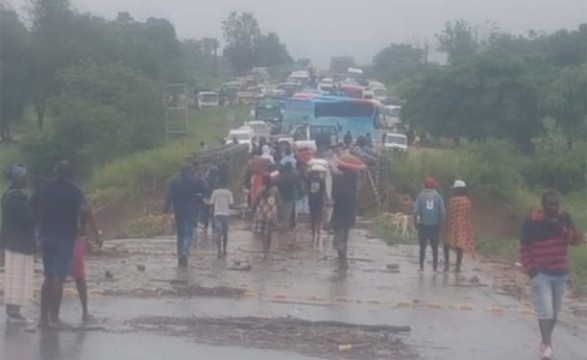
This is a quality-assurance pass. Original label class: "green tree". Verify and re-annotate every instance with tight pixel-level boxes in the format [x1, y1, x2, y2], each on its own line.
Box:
[372, 44, 424, 85]
[222, 12, 261, 74]
[22, 63, 164, 181]
[29, 0, 75, 131]
[254, 32, 293, 68]
[402, 54, 542, 152]
[437, 20, 479, 65]
[0, 6, 30, 141]
[541, 65, 587, 149]
[330, 56, 356, 74]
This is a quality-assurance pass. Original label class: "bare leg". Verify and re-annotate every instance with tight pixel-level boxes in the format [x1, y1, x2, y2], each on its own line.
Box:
[263, 232, 271, 260]
[455, 248, 463, 272]
[49, 277, 64, 326]
[75, 279, 93, 321]
[39, 277, 51, 327]
[443, 245, 450, 272]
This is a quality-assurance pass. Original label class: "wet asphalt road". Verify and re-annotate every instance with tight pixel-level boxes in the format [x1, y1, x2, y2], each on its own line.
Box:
[1, 222, 586, 359]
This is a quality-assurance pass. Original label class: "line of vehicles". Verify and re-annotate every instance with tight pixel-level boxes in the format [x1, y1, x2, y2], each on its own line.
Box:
[214, 66, 409, 154]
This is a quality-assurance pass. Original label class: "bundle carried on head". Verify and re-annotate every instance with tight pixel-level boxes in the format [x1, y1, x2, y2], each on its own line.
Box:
[336, 153, 366, 172]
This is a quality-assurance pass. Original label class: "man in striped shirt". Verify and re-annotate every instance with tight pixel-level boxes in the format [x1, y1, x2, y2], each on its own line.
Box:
[520, 190, 583, 360]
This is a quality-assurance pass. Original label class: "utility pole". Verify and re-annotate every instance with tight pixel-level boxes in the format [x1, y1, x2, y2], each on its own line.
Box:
[165, 84, 189, 139]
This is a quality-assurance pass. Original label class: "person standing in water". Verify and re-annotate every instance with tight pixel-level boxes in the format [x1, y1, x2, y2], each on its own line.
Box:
[443, 180, 474, 273]
[331, 169, 358, 270]
[520, 190, 583, 360]
[413, 176, 445, 273]
[1, 165, 36, 322]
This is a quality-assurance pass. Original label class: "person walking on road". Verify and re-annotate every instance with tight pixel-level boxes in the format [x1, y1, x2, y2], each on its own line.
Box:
[275, 162, 303, 232]
[252, 175, 281, 260]
[1, 165, 36, 322]
[30, 161, 94, 328]
[201, 165, 220, 233]
[520, 190, 583, 360]
[307, 167, 327, 242]
[209, 178, 234, 258]
[443, 180, 474, 273]
[414, 176, 445, 273]
[331, 169, 358, 270]
[164, 165, 207, 268]
[343, 131, 353, 148]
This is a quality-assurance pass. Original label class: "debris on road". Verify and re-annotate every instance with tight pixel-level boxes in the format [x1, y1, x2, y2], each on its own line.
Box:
[129, 315, 416, 360]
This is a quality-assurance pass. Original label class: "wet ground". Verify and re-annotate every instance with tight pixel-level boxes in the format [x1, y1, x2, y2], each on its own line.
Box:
[1, 221, 586, 359]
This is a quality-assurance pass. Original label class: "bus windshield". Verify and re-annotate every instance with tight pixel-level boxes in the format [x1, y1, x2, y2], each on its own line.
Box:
[315, 101, 375, 118]
[200, 93, 218, 102]
[255, 106, 281, 121]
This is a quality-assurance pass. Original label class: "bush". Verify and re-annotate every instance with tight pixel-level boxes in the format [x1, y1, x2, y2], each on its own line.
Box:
[392, 139, 527, 202]
[523, 143, 587, 194]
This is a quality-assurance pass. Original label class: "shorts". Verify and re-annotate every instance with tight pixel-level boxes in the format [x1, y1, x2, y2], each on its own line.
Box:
[531, 273, 567, 319]
[70, 238, 86, 280]
[41, 238, 75, 280]
[333, 228, 350, 251]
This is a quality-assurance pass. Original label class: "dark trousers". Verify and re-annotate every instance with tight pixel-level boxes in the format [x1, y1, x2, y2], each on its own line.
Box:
[200, 205, 211, 230]
[175, 214, 194, 258]
[418, 224, 440, 270]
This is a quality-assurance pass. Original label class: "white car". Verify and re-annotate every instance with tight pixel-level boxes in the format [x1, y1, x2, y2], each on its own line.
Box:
[384, 133, 408, 153]
[226, 129, 253, 149]
[243, 120, 271, 139]
[318, 82, 335, 93]
[372, 87, 388, 102]
[197, 91, 219, 108]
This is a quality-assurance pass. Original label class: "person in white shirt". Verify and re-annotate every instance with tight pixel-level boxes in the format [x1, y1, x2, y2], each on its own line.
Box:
[209, 180, 234, 258]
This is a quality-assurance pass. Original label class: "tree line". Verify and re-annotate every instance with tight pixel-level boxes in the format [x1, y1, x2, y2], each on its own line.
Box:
[0, 1, 292, 181]
[371, 21, 586, 153]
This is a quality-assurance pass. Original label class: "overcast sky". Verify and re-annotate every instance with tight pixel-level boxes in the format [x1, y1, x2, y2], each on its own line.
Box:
[7, 0, 587, 66]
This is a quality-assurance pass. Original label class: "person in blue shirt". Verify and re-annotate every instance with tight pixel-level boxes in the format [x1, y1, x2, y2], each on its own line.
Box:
[414, 176, 446, 273]
[164, 165, 207, 268]
[30, 161, 97, 328]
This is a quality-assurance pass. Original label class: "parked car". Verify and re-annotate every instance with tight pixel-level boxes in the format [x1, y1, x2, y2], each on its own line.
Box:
[383, 132, 408, 153]
[197, 91, 219, 108]
[225, 128, 254, 150]
[243, 120, 272, 139]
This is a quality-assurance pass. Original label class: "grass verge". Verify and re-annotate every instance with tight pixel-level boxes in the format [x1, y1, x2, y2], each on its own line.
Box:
[85, 106, 247, 207]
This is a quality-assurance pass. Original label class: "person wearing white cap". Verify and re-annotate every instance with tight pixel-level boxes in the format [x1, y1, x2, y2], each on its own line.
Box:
[443, 179, 474, 272]
[1, 165, 35, 322]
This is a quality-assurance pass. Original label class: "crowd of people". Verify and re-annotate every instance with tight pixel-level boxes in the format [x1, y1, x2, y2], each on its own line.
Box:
[163, 138, 360, 267]
[0, 145, 583, 360]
